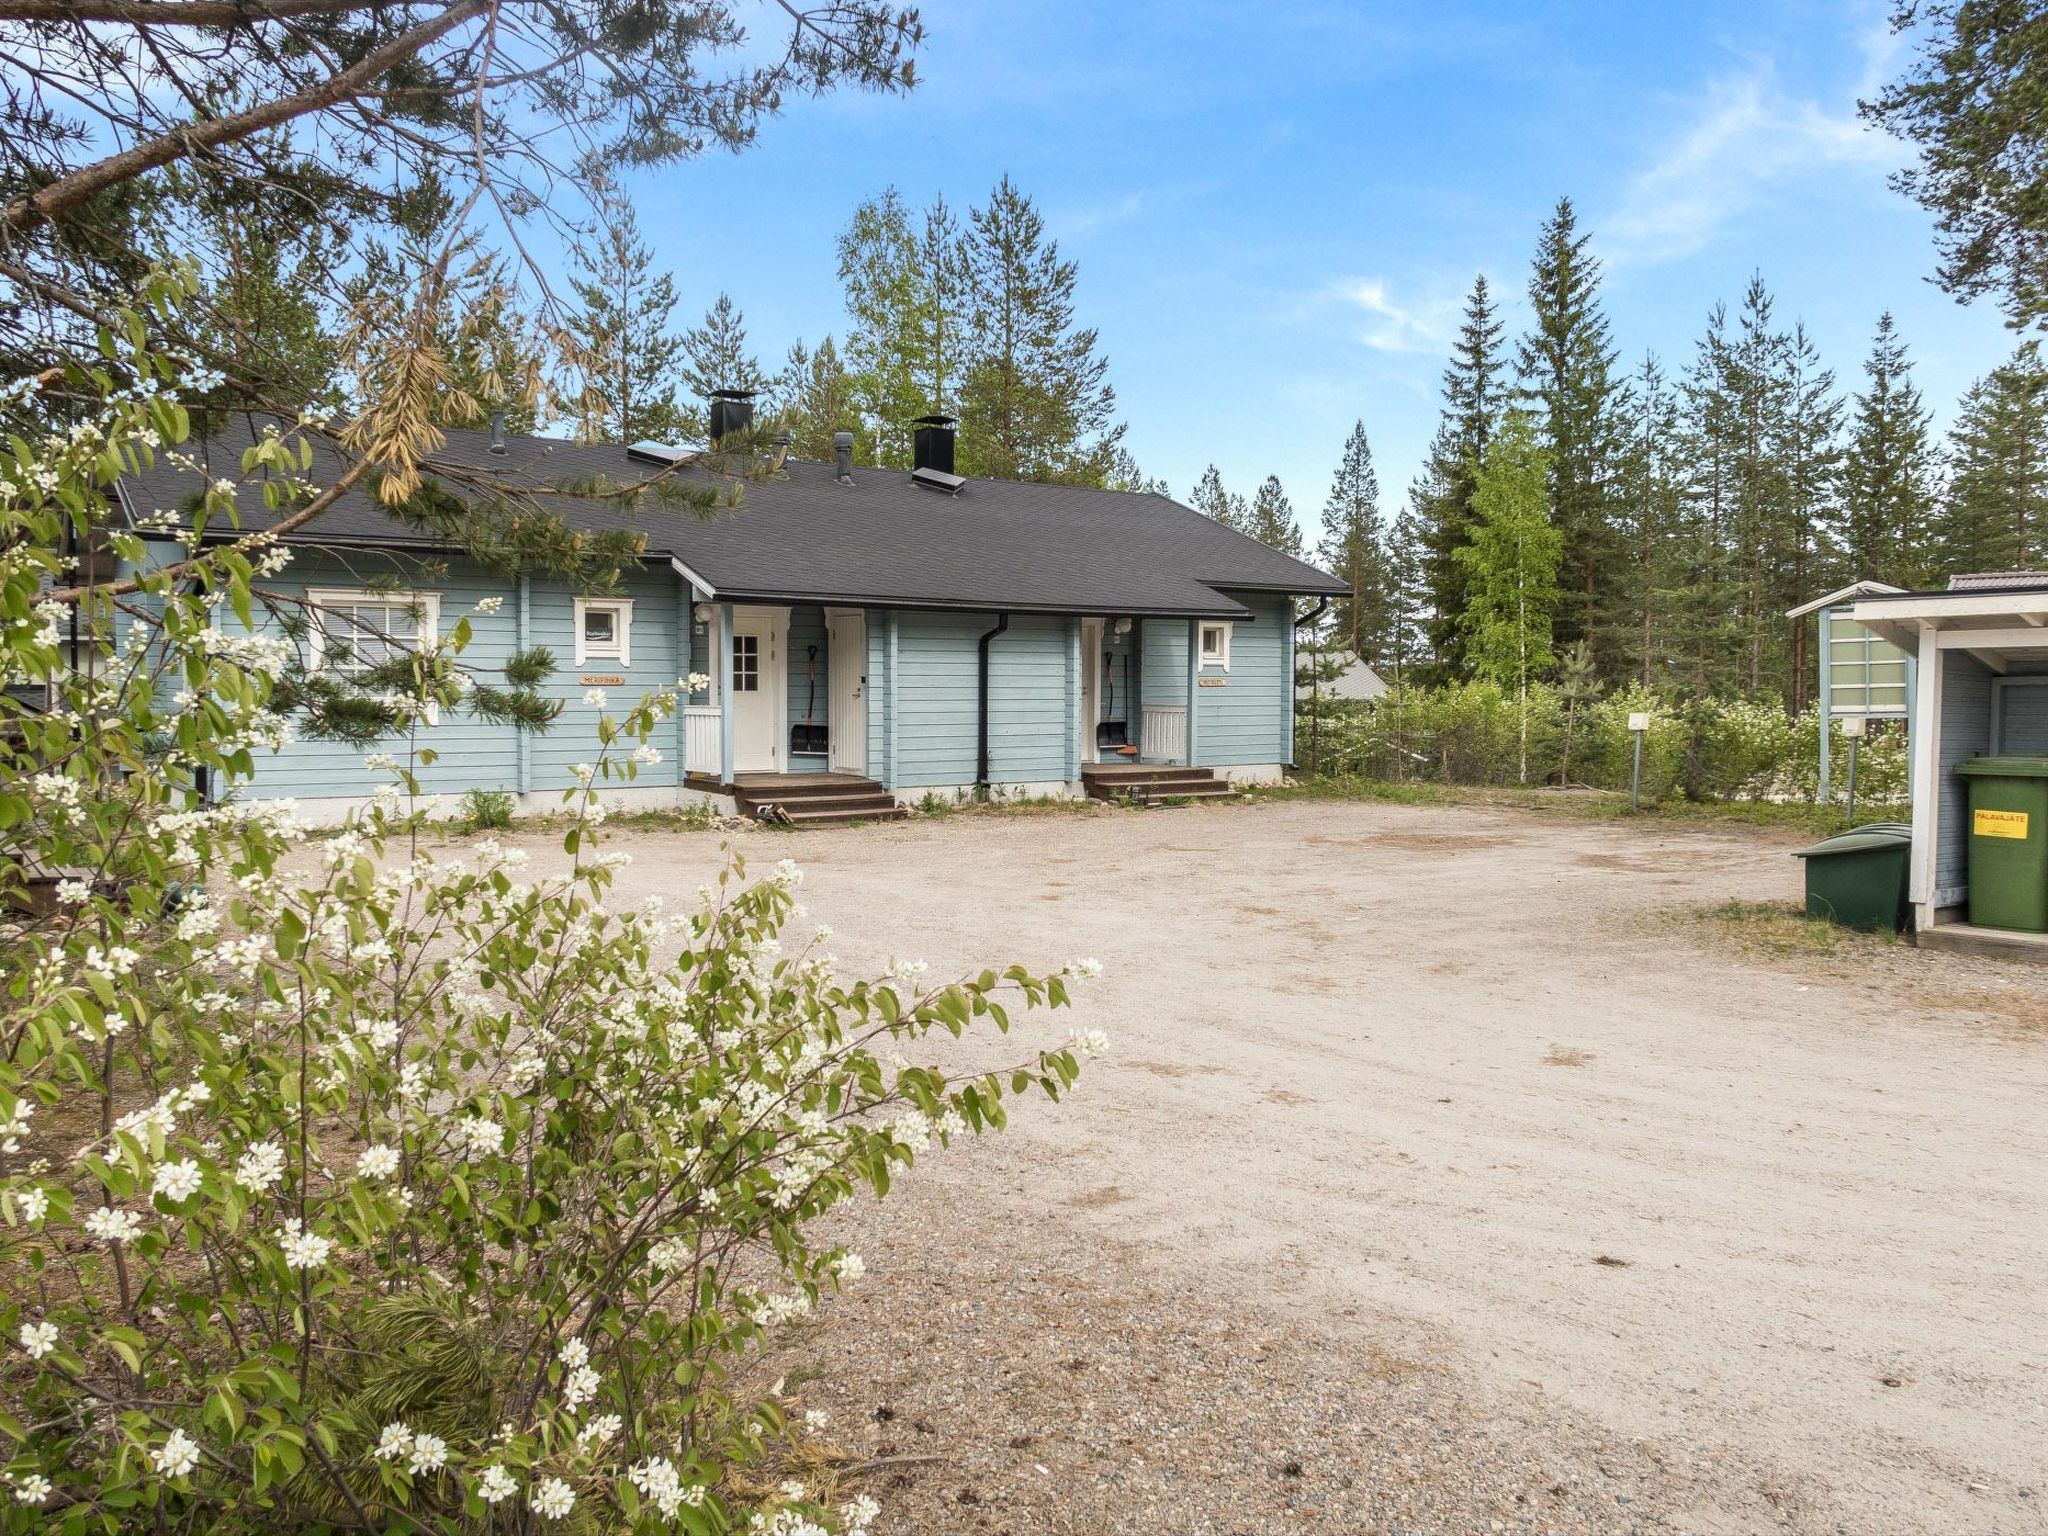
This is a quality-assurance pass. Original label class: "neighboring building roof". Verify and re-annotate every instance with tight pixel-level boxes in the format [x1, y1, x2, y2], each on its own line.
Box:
[118, 418, 1346, 619]
[1297, 657, 1387, 702]
[1948, 570, 2048, 592]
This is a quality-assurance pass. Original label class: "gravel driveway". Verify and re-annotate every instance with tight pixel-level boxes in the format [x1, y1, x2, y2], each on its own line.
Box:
[545, 798, 2047, 1533]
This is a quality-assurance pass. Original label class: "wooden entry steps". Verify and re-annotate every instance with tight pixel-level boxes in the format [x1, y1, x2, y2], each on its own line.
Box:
[1081, 763, 1235, 806]
[731, 772, 907, 827]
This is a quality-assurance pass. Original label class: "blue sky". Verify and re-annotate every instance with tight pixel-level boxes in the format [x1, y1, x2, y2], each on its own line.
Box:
[612, 0, 2019, 546]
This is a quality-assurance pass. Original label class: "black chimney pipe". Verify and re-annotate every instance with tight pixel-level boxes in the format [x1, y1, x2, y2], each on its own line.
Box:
[833, 431, 854, 485]
[912, 414, 957, 474]
[709, 389, 755, 443]
[488, 410, 508, 454]
[975, 611, 1010, 793]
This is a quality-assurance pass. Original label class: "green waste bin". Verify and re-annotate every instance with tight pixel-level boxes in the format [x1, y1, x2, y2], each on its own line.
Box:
[1793, 822, 1912, 932]
[1954, 757, 2048, 933]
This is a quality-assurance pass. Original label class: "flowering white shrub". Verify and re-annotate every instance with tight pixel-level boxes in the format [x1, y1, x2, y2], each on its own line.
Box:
[0, 284, 1094, 1532]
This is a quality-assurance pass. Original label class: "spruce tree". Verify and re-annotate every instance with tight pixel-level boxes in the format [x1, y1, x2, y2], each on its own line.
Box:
[678, 293, 766, 437]
[1104, 446, 1170, 495]
[959, 175, 1124, 484]
[560, 168, 689, 445]
[1247, 475, 1304, 556]
[1611, 354, 1689, 689]
[1942, 341, 2048, 572]
[1514, 197, 1621, 668]
[1319, 422, 1392, 661]
[1415, 273, 1506, 676]
[1384, 502, 1430, 686]
[1840, 312, 1939, 588]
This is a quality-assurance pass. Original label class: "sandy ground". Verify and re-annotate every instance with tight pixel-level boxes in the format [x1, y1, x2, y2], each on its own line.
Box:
[523, 799, 2047, 1533]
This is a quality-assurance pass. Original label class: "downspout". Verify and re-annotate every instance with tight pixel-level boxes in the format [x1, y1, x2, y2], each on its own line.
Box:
[975, 612, 1010, 794]
[1290, 597, 1328, 776]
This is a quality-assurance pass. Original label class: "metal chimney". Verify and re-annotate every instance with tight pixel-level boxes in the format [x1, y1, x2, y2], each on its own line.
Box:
[833, 431, 855, 485]
[912, 414, 957, 475]
[708, 388, 755, 444]
[488, 410, 508, 455]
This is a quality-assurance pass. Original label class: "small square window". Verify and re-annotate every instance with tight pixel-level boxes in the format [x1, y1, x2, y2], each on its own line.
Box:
[574, 598, 632, 666]
[1199, 621, 1231, 670]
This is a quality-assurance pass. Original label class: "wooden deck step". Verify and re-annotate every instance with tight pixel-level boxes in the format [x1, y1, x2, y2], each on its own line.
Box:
[1081, 764, 1236, 806]
[731, 773, 906, 827]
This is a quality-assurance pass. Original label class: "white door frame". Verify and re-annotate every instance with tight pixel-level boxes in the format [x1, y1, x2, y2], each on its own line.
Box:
[1079, 617, 1105, 765]
[728, 605, 789, 772]
[824, 607, 868, 774]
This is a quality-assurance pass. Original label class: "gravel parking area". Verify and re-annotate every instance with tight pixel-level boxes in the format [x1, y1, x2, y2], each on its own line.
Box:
[521, 798, 2047, 1534]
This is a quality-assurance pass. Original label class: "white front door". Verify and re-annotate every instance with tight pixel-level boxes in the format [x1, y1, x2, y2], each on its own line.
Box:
[826, 609, 868, 774]
[1079, 618, 1104, 764]
[729, 608, 784, 771]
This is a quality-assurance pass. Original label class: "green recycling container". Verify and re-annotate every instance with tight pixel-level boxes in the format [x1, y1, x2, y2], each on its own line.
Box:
[1793, 822, 1912, 932]
[1954, 758, 2048, 933]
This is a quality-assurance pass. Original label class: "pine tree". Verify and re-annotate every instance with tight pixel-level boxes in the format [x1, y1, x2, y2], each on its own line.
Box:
[1455, 411, 1562, 780]
[1414, 273, 1506, 675]
[1514, 198, 1621, 668]
[1191, 465, 1251, 533]
[959, 175, 1124, 483]
[1942, 341, 2048, 572]
[1318, 422, 1393, 661]
[1840, 312, 1939, 588]
[678, 293, 766, 438]
[1777, 322, 1843, 707]
[1247, 476, 1304, 556]
[772, 335, 860, 463]
[1104, 445, 1170, 495]
[560, 168, 688, 445]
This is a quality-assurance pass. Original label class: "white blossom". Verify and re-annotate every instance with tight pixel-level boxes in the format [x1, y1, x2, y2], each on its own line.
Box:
[151, 1429, 201, 1479]
[477, 1464, 517, 1504]
[278, 1219, 332, 1271]
[83, 1206, 143, 1245]
[357, 1144, 399, 1180]
[532, 1477, 576, 1518]
[374, 1422, 412, 1461]
[152, 1159, 203, 1203]
[9, 1472, 51, 1506]
[456, 1115, 505, 1158]
[17, 1320, 57, 1360]
[235, 1141, 286, 1193]
[407, 1433, 447, 1474]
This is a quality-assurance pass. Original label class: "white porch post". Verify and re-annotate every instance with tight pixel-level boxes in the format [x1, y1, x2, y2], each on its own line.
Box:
[515, 572, 532, 794]
[1909, 620, 1943, 928]
[1817, 604, 1832, 804]
[1184, 617, 1201, 767]
[717, 601, 735, 786]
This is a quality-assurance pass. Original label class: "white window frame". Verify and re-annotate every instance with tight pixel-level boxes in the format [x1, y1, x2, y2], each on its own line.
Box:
[306, 588, 441, 677]
[574, 596, 634, 667]
[1198, 620, 1232, 671]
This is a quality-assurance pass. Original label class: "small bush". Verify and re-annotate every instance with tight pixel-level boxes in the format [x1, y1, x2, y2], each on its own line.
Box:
[459, 786, 515, 831]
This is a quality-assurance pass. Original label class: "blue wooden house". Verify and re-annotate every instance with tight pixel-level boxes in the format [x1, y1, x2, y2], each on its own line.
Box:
[119, 413, 1346, 824]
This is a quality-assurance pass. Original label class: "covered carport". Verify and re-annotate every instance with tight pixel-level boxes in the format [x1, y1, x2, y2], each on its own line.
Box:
[1851, 574, 2048, 955]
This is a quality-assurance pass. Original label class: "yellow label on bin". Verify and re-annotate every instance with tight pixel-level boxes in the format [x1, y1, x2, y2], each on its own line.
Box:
[1974, 808, 2030, 840]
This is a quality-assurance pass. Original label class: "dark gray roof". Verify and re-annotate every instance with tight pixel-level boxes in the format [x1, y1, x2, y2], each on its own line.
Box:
[117, 418, 1346, 619]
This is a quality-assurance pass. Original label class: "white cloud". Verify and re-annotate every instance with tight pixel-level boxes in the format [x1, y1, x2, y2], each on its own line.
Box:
[1319, 276, 1459, 354]
[1604, 58, 1906, 267]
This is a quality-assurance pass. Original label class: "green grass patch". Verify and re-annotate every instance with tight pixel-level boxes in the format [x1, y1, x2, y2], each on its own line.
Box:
[1698, 898, 1894, 958]
[1260, 774, 1905, 838]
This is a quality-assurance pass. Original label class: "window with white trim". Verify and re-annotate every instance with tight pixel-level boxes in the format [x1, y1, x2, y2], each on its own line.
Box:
[574, 597, 633, 666]
[307, 589, 440, 678]
[1198, 621, 1232, 671]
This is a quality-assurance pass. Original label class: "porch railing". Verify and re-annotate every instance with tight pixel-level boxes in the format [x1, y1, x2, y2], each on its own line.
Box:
[1140, 704, 1187, 763]
[683, 706, 723, 779]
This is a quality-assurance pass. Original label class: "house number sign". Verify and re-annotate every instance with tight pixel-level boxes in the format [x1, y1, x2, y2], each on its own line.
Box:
[1198, 677, 1228, 688]
[579, 674, 626, 687]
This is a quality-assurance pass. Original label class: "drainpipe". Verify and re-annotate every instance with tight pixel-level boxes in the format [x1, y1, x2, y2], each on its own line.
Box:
[1291, 597, 1329, 777]
[1294, 595, 1331, 631]
[975, 612, 1010, 793]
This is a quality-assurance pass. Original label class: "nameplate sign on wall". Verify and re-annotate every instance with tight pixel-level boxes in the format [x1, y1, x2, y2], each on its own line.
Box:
[579, 674, 626, 687]
[1198, 677, 1228, 688]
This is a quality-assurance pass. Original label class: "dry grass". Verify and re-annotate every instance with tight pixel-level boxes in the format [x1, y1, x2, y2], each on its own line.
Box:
[1543, 1045, 1595, 1067]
